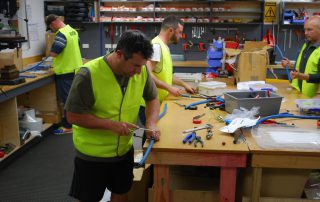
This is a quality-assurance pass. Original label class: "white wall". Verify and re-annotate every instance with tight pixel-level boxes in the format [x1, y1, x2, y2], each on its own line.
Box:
[18, 0, 46, 58]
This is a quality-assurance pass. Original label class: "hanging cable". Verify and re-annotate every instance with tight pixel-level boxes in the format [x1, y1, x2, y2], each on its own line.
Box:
[275, 45, 292, 82]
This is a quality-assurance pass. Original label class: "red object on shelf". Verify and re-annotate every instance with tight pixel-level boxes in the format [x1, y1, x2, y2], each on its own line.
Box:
[0, 151, 4, 158]
[263, 29, 275, 47]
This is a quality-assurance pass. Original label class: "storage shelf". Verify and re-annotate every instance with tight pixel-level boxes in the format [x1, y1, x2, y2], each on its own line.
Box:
[100, 10, 155, 13]
[100, 21, 262, 25]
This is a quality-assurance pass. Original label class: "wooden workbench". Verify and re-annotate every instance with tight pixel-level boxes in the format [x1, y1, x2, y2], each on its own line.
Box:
[145, 98, 249, 202]
[244, 83, 320, 201]
[0, 70, 55, 102]
[145, 82, 319, 202]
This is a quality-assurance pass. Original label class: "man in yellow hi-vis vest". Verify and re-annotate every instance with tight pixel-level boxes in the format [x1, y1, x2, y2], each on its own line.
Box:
[65, 30, 160, 202]
[138, 16, 196, 145]
[46, 14, 83, 134]
[147, 15, 196, 102]
[281, 16, 320, 97]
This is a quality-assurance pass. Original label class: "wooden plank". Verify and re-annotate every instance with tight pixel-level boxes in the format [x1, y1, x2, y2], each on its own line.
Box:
[173, 61, 207, 68]
[153, 165, 170, 202]
[251, 167, 262, 202]
[22, 55, 43, 67]
[0, 98, 19, 147]
[17, 82, 59, 112]
[243, 197, 315, 202]
[146, 151, 247, 167]
[220, 167, 237, 202]
[252, 154, 320, 169]
[149, 189, 219, 202]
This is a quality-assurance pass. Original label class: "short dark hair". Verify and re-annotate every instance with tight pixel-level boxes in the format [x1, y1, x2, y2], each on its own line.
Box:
[116, 30, 153, 60]
[161, 15, 184, 31]
[45, 14, 58, 30]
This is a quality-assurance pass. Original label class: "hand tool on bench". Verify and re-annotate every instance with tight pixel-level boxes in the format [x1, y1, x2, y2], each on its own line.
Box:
[194, 136, 204, 147]
[183, 124, 213, 134]
[174, 101, 197, 110]
[182, 132, 196, 144]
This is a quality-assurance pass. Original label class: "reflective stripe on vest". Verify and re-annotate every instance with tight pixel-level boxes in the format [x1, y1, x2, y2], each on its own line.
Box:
[53, 25, 82, 75]
[152, 36, 173, 102]
[292, 43, 320, 97]
[73, 56, 147, 157]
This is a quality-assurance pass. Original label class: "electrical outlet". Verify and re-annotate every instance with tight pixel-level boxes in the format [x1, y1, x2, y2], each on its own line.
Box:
[82, 44, 89, 49]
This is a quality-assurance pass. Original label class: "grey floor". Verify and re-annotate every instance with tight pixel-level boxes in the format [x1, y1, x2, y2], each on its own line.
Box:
[0, 130, 144, 202]
[0, 134, 76, 202]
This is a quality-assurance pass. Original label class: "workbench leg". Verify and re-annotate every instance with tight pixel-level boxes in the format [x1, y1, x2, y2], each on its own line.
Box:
[153, 164, 170, 202]
[220, 167, 236, 202]
[251, 167, 262, 202]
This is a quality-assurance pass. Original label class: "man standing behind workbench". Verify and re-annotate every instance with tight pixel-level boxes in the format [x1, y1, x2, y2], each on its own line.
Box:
[139, 15, 196, 141]
[46, 14, 83, 134]
[281, 16, 320, 97]
[147, 15, 196, 101]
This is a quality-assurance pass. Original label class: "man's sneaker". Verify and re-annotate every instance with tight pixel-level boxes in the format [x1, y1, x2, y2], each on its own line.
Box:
[54, 127, 73, 135]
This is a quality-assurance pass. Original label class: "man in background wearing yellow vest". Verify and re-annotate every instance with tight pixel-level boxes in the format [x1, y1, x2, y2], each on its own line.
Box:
[138, 15, 195, 145]
[46, 14, 83, 134]
[65, 30, 160, 202]
[147, 15, 196, 101]
[281, 16, 320, 97]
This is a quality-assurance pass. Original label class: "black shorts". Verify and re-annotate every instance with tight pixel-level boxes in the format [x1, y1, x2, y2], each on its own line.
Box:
[69, 149, 134, 202]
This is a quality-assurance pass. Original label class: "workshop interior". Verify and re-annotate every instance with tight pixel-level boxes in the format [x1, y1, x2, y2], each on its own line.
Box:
[0, 0, 320, 201]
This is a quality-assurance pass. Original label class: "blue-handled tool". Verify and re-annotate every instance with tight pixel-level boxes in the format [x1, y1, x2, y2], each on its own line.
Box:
[185, 99, 211, 109]
[183, 132, 196, 144]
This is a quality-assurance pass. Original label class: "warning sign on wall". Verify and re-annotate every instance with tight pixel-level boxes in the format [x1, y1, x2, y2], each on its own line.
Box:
[264, 2, 277, 23]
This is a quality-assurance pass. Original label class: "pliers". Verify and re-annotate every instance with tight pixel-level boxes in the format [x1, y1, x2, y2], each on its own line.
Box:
[194, 136, 204, 147]
[183, 132, 196, 144]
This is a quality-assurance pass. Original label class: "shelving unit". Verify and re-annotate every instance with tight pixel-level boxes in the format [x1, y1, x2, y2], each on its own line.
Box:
[43, 0, 265, 60]
[0, 73, 60, 162]
[280, 0, 320, 25]
[99, 0, 263, 24]
[44, 0, 94, 23]
[276, 0, 320, 61]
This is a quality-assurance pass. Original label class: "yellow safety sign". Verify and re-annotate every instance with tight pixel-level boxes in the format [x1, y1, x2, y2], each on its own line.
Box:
[264, 2, 277, 23]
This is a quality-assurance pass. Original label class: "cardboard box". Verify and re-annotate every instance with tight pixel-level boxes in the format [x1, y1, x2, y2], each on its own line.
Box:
[235, 41, 269, 83]
[0, 48, 23, 70]
[239, 168, 311, 198]
[45, 32, 56, 56]
[17, 83, 61, 124]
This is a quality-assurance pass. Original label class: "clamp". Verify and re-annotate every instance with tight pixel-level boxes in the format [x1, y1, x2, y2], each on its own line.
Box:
[206, 129, 213, 140]
[194, 136, 204, 147]
[183, 132, 196, 144]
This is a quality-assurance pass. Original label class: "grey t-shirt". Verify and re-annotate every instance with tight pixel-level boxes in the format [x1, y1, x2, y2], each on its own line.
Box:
[65, 64, 158, 114]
